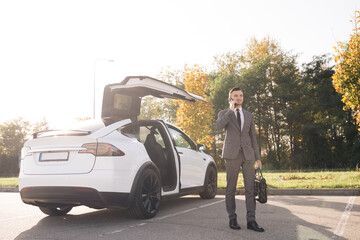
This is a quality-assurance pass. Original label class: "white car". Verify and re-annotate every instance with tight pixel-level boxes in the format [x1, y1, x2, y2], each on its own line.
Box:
[19, 76, 217, 219]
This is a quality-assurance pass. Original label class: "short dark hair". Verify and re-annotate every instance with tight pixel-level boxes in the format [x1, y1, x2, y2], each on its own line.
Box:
[229, 87, 243, 96]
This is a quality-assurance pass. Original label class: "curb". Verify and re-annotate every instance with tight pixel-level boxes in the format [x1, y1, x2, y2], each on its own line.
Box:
[216, 188, 360, 196]
[267, 188, 360, 196]
[1, 187, 359, 195]
[0, 187, 19, 192]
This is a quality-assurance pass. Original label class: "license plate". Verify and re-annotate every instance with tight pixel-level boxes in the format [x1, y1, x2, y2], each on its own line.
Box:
[39, 152, 69, 161]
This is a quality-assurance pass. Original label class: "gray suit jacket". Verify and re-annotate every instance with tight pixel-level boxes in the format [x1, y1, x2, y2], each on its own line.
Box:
[215, 108, 260, 161]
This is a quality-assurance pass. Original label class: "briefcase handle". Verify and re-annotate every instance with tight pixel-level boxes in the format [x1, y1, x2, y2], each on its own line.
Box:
[256, 169, 264, 178]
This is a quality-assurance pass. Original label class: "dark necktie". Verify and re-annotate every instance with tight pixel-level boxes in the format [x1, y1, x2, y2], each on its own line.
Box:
[236, 109, 242, 131]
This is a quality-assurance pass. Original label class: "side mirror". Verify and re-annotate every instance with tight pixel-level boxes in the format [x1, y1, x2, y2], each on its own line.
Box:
[197, 144, 206, 151]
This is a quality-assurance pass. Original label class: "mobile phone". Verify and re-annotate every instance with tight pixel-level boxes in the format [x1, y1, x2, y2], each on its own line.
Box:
[229, 98, 239, 108]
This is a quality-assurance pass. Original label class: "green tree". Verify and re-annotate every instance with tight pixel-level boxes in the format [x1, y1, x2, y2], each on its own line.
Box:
[0, 118, 30, 176]
[298, 55, 360, 168]
[210, 37, 360, 169]
[241, 37, 300, 169]
[0, 118, 30, 156]
[333, 10, 360, 130]
[0, 118, 50, 176]
[210, 37, 300, 169]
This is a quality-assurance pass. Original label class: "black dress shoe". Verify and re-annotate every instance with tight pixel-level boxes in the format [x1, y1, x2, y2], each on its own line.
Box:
[229, 218, 241, 230]
[247, 221, 264, 232]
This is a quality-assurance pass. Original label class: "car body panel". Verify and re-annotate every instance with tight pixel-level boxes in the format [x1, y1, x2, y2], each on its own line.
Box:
[19, 120, 151, 192]
[177, 147, 207, 188]
[165, 123, 210, 189]
[19, 168, 138, 193]
[23, 135, 98, 175]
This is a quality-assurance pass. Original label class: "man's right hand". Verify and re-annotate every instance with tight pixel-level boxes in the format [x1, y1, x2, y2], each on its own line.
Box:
[229, 99, 235, 111]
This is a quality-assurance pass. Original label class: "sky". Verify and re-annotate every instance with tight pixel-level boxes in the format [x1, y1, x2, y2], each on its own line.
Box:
[0, 0, 359, 128]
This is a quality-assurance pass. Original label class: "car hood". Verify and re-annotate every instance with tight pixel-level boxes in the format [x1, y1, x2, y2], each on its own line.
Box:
[101, 76, 206, 125]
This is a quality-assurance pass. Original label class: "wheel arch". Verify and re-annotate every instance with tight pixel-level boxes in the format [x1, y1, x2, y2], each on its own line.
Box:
[203, 162, 218, 185]
[199, 161, 218, 199]
[129, 162, 161, 200]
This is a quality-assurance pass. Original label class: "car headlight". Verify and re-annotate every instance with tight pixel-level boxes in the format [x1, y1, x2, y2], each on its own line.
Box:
[21, 146, 31, 160]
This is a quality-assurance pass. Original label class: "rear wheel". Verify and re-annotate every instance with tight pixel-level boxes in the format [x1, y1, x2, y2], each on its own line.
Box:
[39, 206, 73, 216]
[128, 169, 161, 219]
[199, 166, 217, 199]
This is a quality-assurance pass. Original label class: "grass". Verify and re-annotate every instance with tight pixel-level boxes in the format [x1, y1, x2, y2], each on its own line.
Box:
[1, 171, 360, 189]
[0, 177, 18, 187]
[217, 171, 360, 189]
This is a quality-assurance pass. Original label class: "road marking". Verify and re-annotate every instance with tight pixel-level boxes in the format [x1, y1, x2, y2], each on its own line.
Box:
[99, 199, 225, 237]
[155, 207, 198, 220]
[153, 199, 224, 221]
[198, 199, 224, 208]
[332, 196, 356, 239]
[102, 229, 124, 235]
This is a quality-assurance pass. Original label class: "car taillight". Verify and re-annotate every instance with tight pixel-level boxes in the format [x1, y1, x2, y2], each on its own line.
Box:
[97, 143, 125, 156]
[79, 143, 125, 156]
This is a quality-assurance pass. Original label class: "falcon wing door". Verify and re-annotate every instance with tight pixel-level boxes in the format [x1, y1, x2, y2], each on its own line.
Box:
[102, 76, 206, 125]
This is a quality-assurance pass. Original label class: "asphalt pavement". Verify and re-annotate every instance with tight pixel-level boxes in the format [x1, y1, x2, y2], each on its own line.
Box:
[0, 193, 359, 240]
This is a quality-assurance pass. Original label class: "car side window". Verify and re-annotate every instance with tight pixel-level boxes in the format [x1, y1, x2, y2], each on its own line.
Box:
[120, 124, 166, 148]
[168, 127, 194, 150]
[120, 124, 137, 139]
[138, 126, 166, 148]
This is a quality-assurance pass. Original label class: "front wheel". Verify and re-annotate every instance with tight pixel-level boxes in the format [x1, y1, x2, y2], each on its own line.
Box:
[199, 165, 217, 199]
[128, 168, 161, 219]
[39, 206, 73, 216]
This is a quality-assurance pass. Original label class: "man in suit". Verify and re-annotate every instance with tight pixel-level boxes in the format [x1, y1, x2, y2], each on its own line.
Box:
[215, 87, 264, 232]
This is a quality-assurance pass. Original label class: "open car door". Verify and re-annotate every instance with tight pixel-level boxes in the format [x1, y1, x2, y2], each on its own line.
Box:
[102, 76, 206, 125]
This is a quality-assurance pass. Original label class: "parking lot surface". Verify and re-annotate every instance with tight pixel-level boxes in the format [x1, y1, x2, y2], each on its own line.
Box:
[0, 193, 359, 240]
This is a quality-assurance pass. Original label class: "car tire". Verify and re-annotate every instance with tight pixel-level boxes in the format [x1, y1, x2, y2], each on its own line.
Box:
[128, 168, 161, 219]
[199, 165, 217, 199]
[39, 206, 73, 216]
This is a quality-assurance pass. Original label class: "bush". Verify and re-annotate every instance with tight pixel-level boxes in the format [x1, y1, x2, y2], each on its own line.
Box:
[0, 154, 20, 177]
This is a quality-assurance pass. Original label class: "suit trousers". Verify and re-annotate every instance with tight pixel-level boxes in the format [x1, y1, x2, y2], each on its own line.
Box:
[225, 150, 256, 222]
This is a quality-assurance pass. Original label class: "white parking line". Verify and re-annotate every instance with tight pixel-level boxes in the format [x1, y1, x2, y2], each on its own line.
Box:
[198, 200, 225, 208]
[99, 199, 225, 237]
[153, 199, 224, 221]
[155, 207, 198, 220]
[332, 196, 356, 239]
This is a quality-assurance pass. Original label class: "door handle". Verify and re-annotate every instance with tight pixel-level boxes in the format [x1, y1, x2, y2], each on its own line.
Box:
[178, 152, 183, 154]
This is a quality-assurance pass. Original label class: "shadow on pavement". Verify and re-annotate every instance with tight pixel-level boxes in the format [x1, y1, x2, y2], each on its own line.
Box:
[273, 195, 357, 213]
[15, 196, 345, 240]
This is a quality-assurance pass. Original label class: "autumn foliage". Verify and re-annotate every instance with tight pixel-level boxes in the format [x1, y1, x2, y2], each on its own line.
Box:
[333, 10, 360, 130]
[174, 65, 215, 149]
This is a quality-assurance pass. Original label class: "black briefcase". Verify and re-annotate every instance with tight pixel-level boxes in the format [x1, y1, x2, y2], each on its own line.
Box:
[254, 169, 267, 204]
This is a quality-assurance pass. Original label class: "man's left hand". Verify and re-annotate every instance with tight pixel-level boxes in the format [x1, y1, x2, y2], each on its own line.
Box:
[254, 160, 262, 170]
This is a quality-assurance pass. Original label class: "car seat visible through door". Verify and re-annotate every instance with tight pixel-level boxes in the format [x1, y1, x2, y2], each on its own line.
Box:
[144, 128, 168, 184]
